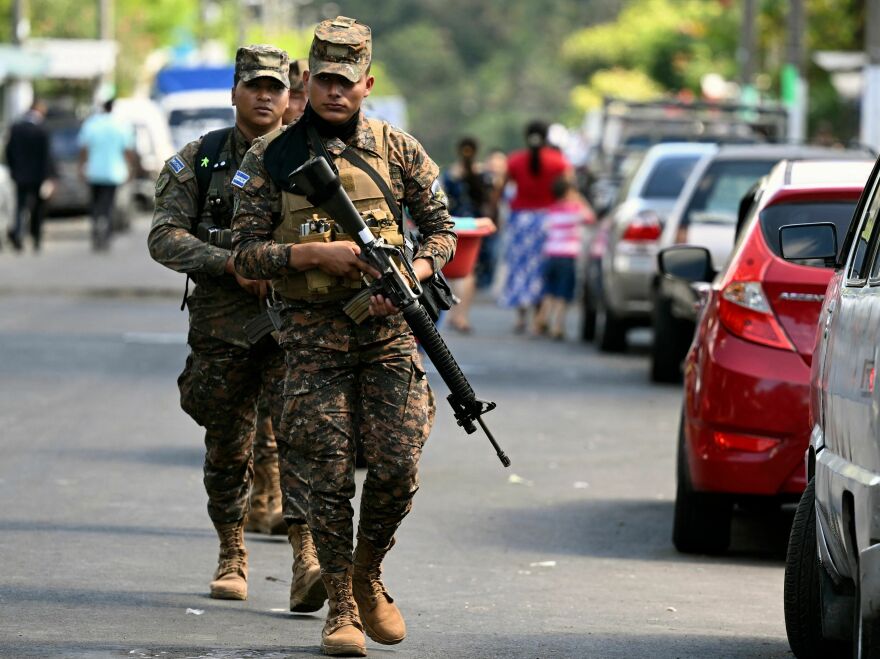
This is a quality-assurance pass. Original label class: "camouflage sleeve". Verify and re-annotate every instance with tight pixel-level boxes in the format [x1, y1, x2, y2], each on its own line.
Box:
[230, 139, 289, 280]
[147, 141, 229, 276]
[389, 129, 457, 273]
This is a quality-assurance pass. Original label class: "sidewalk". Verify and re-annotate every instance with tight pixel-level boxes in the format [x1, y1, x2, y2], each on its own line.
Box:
[0, 215, 183, 298]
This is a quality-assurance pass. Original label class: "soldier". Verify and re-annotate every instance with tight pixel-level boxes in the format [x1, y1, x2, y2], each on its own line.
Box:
[231, 17, 456, 657]
[148, 45, 326, 612]
[283, 59, 309, 125]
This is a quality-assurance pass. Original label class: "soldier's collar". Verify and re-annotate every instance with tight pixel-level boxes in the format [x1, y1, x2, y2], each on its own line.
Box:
[345, 113, 380, 157]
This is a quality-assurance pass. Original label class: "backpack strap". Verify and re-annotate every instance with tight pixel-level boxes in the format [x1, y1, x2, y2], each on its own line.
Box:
[194, 127, 234, 227]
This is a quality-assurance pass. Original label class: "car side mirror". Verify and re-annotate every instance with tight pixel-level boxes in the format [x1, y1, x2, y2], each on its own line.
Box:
[779, 222, 838, 266]
[658, 246, 714, 283]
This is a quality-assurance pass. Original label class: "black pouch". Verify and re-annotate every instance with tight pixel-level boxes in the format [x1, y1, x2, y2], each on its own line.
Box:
[419, 271, 457, 322]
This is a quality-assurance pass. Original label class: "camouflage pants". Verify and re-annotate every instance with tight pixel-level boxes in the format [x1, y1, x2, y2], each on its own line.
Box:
[253, 396, 277, 468]
[178, 329, 307, 524]
[278, 305, 435, 573]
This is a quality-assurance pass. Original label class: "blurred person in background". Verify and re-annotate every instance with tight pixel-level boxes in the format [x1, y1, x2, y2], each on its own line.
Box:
[478, 147, 508, 289]
[77, 98, 136, 250]
[148, 45, 326, 613]
[499, 120, 572, 333]
[443, 136, 494, 333]
[533, 176, 594, 340]
[5, 99, 55, 252]
[283, 59, 309, 125]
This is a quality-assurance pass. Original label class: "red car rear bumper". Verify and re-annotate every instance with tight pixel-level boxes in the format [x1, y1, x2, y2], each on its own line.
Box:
[684, 320, 811, 496]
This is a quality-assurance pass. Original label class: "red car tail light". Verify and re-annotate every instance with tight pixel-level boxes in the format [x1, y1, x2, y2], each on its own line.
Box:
[717, 229, 796, 352]
[621, 211, 662, 242]
[713, 431, 781, 452]
[719, 281, 795, 351]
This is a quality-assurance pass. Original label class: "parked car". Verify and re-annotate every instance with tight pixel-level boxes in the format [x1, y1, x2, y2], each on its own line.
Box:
[650, 144, 874, 382]
[659, 158, 872, 557]
[782, 156, 880, 658]
[581, 142, 714, 349]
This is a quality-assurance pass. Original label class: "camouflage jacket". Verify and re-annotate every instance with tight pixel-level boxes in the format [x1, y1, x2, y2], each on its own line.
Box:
[148, 127, 264, 349]
[230, 113, 457, 283]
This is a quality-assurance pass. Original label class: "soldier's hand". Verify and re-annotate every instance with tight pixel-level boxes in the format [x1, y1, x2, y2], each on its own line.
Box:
[295, 242, 381, 280]
[369, 293, 400, 317]
[234, 271, 268, 298]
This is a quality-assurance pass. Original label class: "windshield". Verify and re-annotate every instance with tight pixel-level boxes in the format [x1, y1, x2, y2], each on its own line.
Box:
[168, 107, 234, 149]
[760, 201, 858, 264]
[683, 159, 776, 226]
[640, 154, 701, 199]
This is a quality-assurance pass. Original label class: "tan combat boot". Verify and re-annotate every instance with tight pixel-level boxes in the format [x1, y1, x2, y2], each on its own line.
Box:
[321, 570, 366, 657]
[245, 461, 285, 535]
[209, 521, 248, 600]
[352, 536, 405, 645]
[288, 523, 327, 612]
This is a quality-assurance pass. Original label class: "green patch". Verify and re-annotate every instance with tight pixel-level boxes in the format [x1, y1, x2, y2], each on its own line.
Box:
[155, 172, 171, 196]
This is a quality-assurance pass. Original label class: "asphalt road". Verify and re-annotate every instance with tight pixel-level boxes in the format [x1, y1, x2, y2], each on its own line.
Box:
[0, 218, 794, 658]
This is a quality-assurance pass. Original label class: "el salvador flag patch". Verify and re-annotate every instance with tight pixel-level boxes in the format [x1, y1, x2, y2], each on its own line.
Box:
[169, 155, 186, 174]
[232, 170, 250, 188]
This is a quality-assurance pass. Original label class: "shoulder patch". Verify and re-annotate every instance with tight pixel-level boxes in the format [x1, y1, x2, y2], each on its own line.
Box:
[232, 170, 251, 188]
[155, 172, 171, 196]
[165, 154, 194, 182]
[169, 156, 186, 174]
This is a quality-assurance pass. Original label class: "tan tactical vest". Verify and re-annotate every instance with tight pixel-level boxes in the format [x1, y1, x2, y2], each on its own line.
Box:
[272, 117, 404, 301]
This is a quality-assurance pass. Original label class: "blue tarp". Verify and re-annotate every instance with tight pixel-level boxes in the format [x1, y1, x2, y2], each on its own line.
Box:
[155, 66, 235, 95]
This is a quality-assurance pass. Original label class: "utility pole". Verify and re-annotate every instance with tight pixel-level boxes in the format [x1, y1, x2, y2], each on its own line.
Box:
[862, 0, 880, 151]
[783, 0, 807, 142]
[96, 0, 114, 101]
[738, 0, 757, 89]
[8, 0, 32, 121]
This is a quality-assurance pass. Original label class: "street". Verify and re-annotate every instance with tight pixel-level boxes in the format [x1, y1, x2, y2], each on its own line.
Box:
[0, 216, 793, 658]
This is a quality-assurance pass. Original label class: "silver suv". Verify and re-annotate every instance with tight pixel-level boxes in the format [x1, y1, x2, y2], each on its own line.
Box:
[781, 156, 880, 658]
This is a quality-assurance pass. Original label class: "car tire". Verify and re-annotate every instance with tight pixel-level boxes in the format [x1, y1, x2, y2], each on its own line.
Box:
[650, 294, 689, 383]
[595, 297, 627, 353]
[784, 478, 848, 658]
[672, 415, 731, 554]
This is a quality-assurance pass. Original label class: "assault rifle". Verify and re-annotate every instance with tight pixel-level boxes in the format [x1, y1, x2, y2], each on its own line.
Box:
[289, 156, 510, 468]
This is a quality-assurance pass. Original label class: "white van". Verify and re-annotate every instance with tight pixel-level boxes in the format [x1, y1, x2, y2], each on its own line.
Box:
[159, 90, 233, 151]
[113, 97, 176, 208]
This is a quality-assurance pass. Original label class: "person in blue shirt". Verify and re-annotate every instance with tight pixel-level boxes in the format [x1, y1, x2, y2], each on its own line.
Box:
[77, 98, 136, 250]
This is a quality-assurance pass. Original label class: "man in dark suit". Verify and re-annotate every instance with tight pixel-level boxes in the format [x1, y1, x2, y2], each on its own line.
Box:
[5, 99, 55, 251]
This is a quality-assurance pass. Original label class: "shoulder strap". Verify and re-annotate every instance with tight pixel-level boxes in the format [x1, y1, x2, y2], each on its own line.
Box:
[195, 127, 234, 219]
[339, 147, 402, 223]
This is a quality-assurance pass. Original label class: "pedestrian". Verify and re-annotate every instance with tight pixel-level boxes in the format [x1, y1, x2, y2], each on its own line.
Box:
[77, 98, 136, 250]
[4, 99, 55, 252]
[148, 45, 326, 614]
[499, 120, 572, 333]
[533, 176, 595, 340]
[283, 58, 309, 125]
[442, 136, 493, 333]
[477, 147, 508, 290]
[231, 16, 456, 657]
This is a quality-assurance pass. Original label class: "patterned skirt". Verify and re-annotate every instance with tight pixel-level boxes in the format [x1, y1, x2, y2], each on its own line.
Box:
[499, 209, 547, 308]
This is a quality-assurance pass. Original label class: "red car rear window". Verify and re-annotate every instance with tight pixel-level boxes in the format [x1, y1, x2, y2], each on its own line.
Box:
[759, 201, 857, 265]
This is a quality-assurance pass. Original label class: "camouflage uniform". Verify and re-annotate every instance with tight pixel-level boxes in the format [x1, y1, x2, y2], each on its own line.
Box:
[231, 68, 456, 575]
[147, 48, 307, 528]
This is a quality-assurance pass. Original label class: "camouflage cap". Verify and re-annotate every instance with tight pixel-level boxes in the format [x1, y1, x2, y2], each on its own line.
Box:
[289, 59, 309, 92]
[309, 16, 371, 83]
[235, 44, 290, 88]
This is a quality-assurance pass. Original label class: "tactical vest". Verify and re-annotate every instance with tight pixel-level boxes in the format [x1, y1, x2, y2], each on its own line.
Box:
[272, 118, 404, 301]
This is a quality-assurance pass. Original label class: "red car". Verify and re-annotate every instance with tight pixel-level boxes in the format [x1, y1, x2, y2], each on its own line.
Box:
[659, 159, 873, 554]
